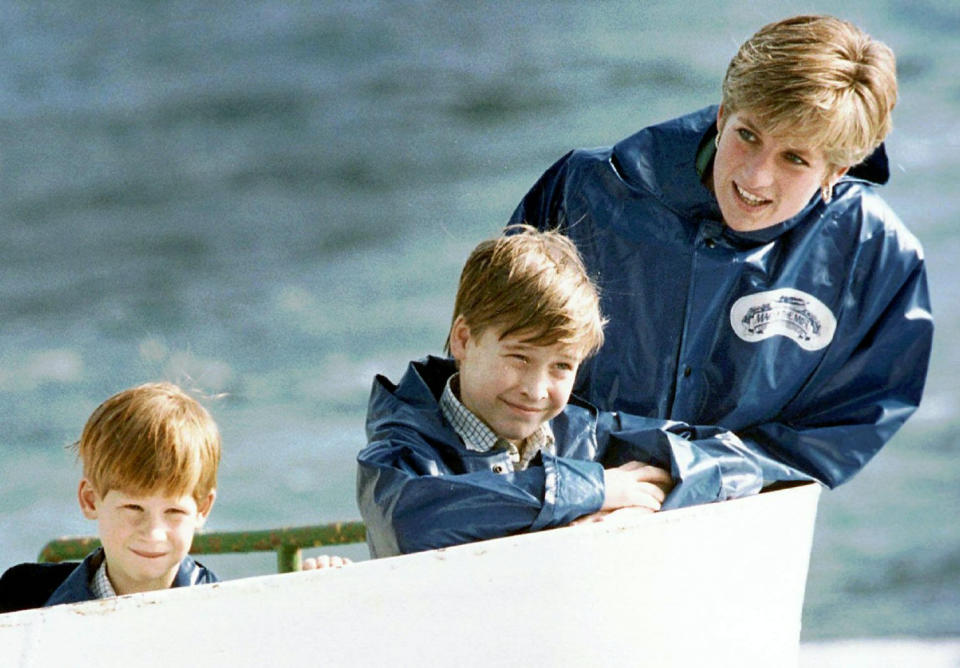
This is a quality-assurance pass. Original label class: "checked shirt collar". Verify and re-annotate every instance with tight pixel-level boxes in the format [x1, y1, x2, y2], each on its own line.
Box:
[439, 372, 555, 472]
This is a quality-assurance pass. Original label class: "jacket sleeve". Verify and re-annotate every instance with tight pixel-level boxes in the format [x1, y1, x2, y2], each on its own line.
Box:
[356, 425, 604, 557]
[598, 413, 766, 510]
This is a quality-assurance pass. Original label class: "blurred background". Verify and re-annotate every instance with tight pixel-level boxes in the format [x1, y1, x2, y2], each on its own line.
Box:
[1, 0, 957, 643]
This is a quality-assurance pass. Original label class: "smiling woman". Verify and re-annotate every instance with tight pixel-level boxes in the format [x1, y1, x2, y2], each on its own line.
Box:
[710, 111, 847, 232]
[710, 14, 896, 232]
[510, 14, 933, 501]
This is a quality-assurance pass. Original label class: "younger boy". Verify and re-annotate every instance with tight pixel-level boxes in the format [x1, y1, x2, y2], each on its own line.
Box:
[357, 226, 676, 558]
[1, 382, 220, 611]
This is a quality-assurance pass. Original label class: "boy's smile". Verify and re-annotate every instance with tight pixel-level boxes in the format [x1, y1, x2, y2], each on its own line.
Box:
[449, 317, 582, 443]
[78, 481, 214, 595]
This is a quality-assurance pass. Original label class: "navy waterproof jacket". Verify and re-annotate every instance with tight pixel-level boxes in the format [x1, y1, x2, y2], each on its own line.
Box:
[357, 356, 763, 557]
[39, 548, 217, 607]
[509, 106, 933, 491]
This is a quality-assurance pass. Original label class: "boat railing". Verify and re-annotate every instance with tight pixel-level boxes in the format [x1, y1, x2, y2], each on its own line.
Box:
[37, 521, 367, 574]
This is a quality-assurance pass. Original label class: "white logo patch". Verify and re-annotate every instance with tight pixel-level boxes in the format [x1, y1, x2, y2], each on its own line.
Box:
[730, 288, 836, 351]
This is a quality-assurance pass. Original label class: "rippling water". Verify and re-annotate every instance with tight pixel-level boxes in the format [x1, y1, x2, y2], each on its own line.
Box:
[1, 0, 958, 640]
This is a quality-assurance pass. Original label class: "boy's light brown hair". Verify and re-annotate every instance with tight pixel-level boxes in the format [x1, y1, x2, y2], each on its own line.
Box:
[445, 224, 606, 357]
[720, 14, 897, 168]
[77, 382, 221, 503]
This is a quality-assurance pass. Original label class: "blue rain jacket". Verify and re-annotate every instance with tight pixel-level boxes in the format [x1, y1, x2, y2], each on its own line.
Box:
[509, 105, 933, 491]
[42, 548, 218, 607]
[357, 356, 763, 557]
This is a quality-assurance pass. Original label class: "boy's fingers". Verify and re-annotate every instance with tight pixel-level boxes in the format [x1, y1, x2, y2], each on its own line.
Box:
[603, 465, 672, 511]
[643, 481, 667, 504]
[625, 482, 665, 509]
[303, 555, 353, 570]
[634, 465, 673, 485]
[617, 461, 673, 487]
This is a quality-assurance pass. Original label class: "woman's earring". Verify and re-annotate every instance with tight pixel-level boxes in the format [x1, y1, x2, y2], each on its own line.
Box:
[714, 133, 720, 149]
[821, 183, 833, 203]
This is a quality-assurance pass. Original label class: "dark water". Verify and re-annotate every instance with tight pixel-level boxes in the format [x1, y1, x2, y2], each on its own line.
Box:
[1, 0, 958, 640]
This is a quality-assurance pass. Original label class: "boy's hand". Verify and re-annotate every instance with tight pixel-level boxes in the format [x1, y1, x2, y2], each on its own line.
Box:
[301, 555, 353, 570]
[600, 460, 673, 512]
[570, 462, 673, 525]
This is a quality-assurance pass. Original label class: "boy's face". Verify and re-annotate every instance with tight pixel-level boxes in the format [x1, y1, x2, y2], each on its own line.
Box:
[78, 479, 215, 596]
[449, 316, 583, 443]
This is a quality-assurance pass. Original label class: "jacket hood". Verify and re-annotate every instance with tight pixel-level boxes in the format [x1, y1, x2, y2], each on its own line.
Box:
[366, 355, 455, 439]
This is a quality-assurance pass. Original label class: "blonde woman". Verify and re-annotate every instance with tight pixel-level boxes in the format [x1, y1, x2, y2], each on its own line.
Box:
[510, 15, 933, 504]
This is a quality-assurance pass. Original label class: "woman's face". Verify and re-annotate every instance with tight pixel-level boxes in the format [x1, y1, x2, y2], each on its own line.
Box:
[712, 108, 846, 232]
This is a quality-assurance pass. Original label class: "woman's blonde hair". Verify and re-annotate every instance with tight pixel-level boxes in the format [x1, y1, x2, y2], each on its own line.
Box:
[77, 382, 221, 503]
[721, 15, 897, 168]
[445, 225, 606, 358]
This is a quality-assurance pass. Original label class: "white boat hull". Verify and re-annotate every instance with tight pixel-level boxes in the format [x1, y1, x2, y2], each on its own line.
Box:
[0, 482, 821, 667]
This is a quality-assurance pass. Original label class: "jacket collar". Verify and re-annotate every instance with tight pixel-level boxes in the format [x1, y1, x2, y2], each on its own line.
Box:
[366, 355, 462, 449]
[44, 548, 103, 606]
[611, 106, 721, 221]
[44, 547, 204, 606]
[611, 105, 890, 245]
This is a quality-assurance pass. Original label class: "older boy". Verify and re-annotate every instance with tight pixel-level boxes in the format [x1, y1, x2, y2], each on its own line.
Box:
[1, 382, 220, 611]
[357, 226, 684, 558]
